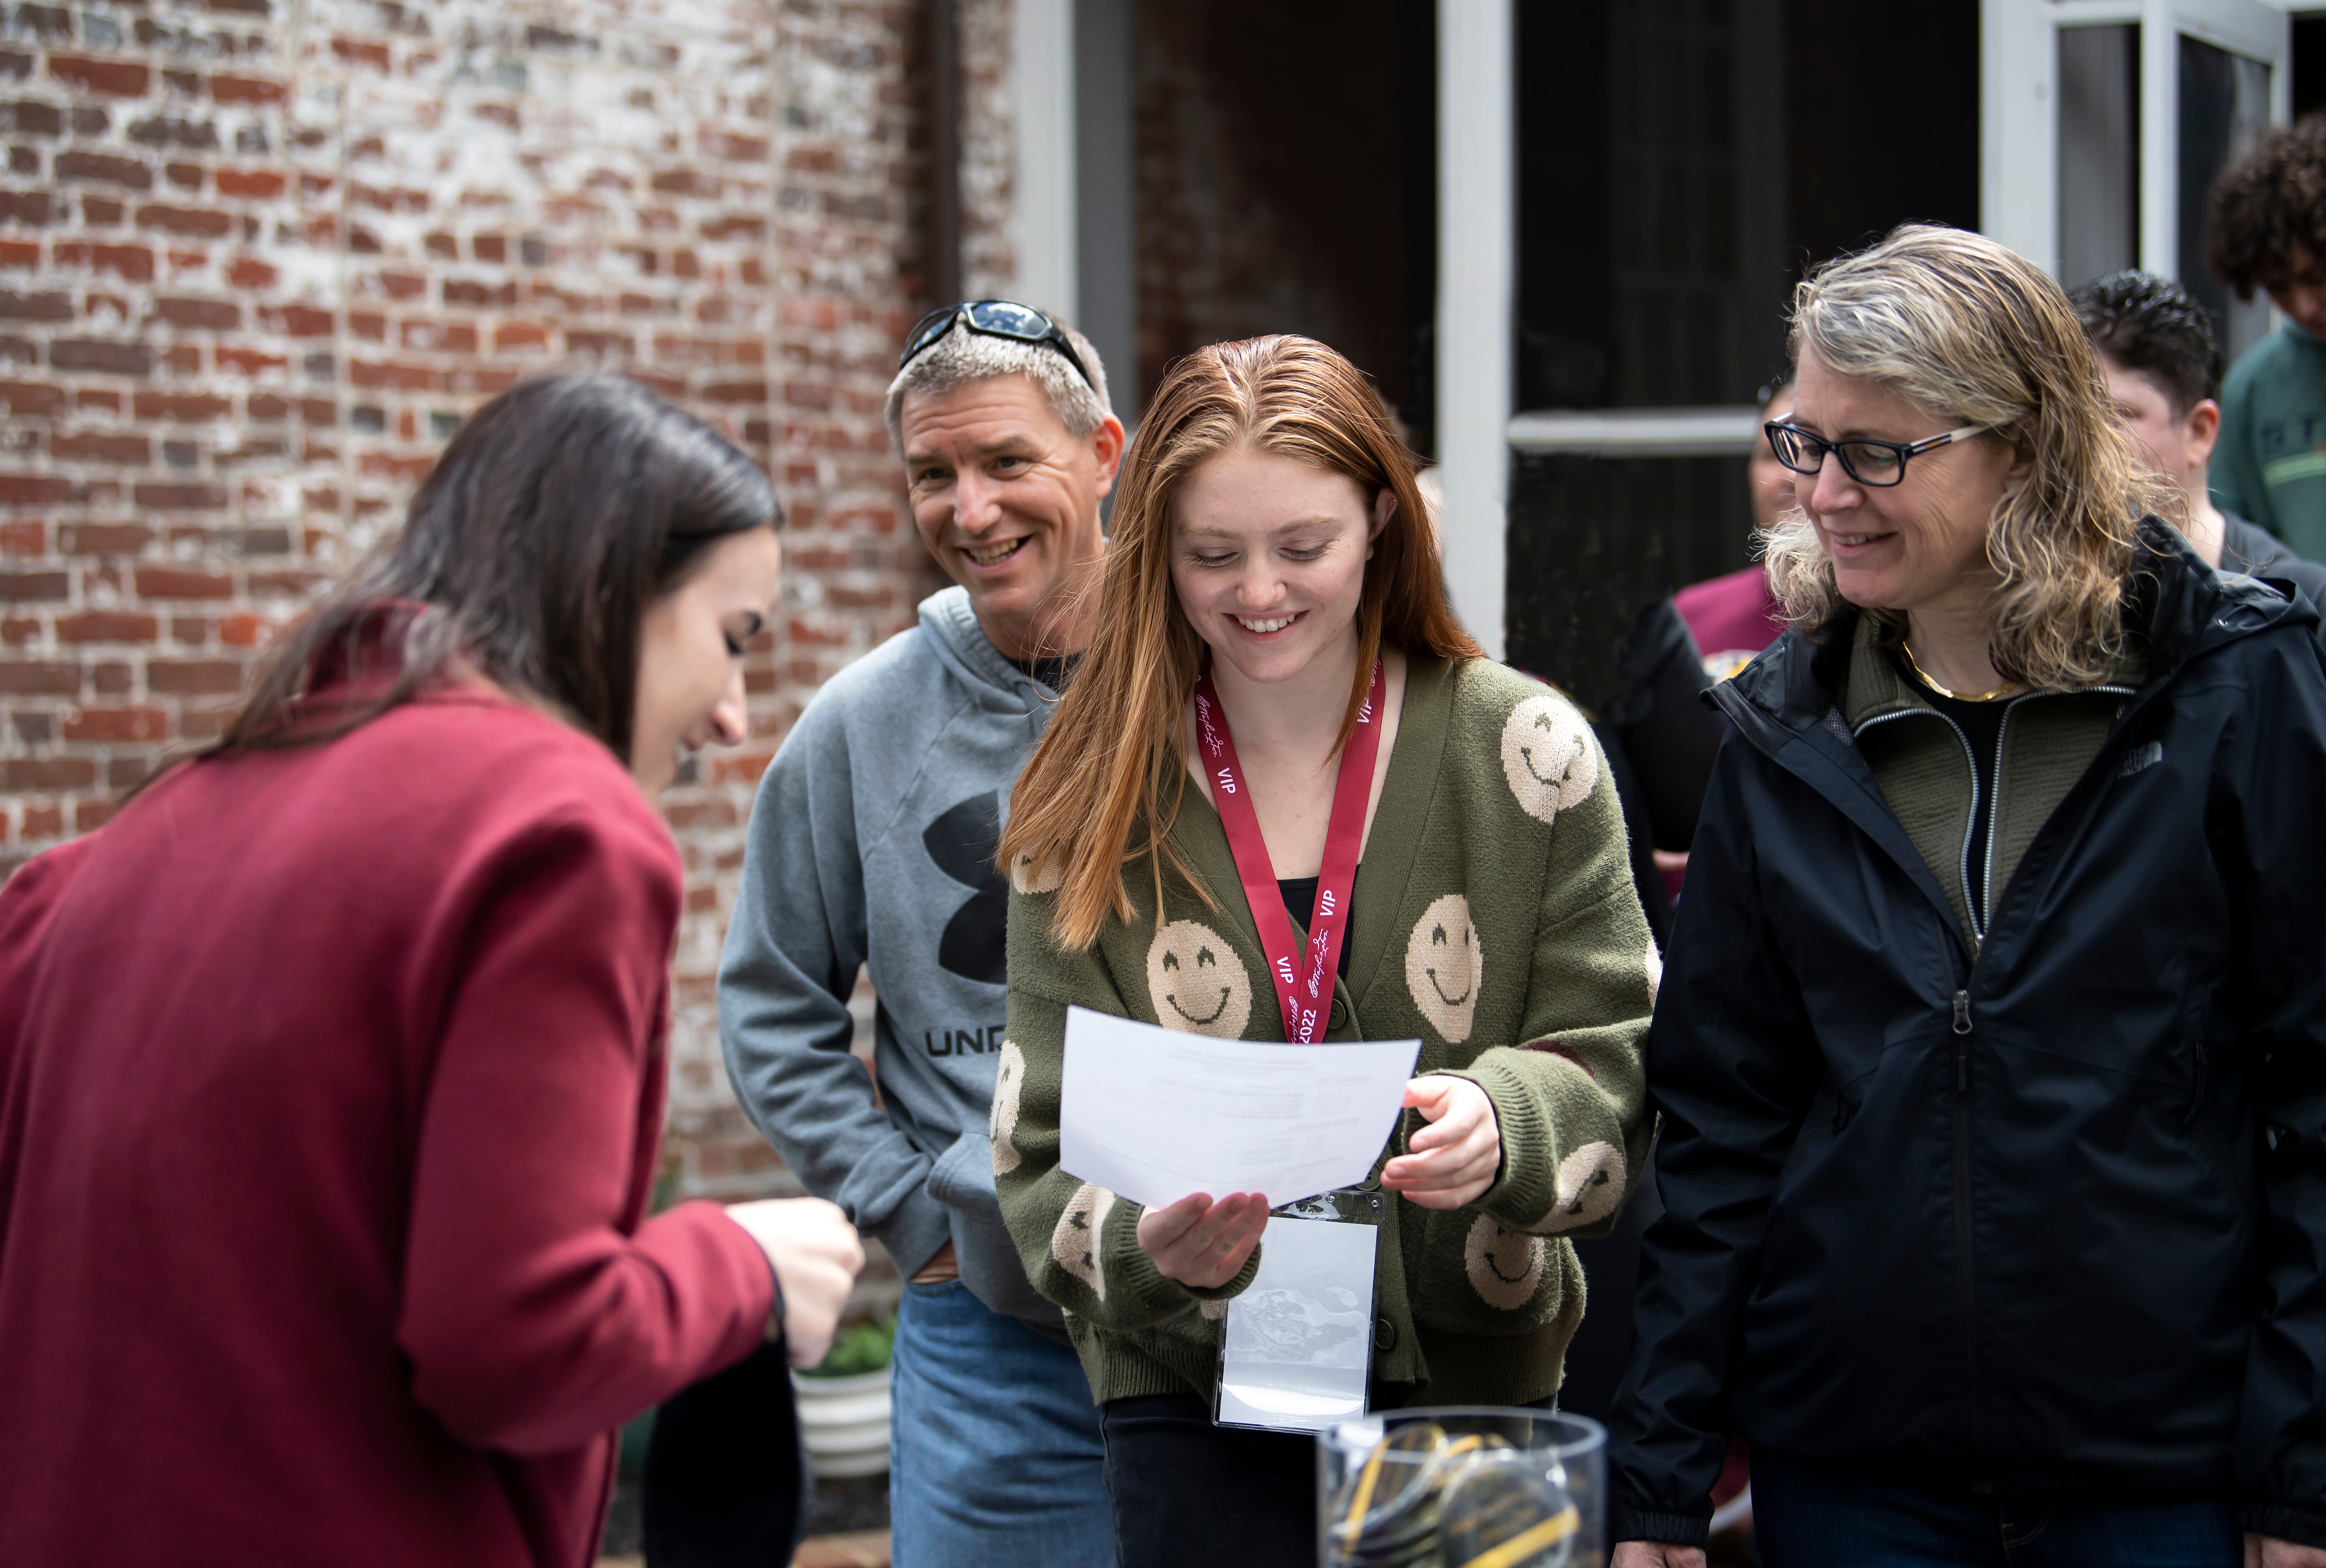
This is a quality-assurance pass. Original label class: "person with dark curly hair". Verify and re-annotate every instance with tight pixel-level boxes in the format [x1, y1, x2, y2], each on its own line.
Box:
[2206, 113, 2326, 558]
[2071, 269, 2326, 637]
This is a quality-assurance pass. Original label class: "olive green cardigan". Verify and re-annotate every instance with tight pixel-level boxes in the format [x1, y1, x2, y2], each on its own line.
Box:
[991, 654, 1657, 1408]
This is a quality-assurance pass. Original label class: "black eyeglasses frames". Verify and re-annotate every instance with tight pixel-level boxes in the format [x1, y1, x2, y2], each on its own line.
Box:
[899, 300, 1096, 391]
[1763, 420, 2000, 488]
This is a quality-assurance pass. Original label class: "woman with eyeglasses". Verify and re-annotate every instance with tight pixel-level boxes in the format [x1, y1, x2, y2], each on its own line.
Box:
[0, 373, 863, 1567]
[1607, 225, 2326, 1568]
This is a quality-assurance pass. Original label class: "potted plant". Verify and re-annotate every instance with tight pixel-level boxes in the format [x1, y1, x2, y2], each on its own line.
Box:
[791, 1316, 895, 1478]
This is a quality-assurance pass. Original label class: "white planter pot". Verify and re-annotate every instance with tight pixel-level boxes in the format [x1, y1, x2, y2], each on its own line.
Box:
[792, 1366, 893, 1479]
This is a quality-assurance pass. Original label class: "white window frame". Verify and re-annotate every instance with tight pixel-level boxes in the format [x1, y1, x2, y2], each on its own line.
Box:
[1981, 0, 2292, 281]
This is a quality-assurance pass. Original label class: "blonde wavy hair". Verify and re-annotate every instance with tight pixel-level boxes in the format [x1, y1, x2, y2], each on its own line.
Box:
[999, 335, 1481, 951]
[1765, 225, 2180, 688]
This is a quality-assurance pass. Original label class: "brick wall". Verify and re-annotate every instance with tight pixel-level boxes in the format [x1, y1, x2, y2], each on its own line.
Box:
[0, 0, 953, 1209]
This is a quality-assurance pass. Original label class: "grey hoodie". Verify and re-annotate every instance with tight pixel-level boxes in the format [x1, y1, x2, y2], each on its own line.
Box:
[720, 586, 1063, 1327]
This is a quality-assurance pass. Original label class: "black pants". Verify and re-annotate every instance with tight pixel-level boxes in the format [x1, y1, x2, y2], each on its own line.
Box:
[1101, 1394, 1315, 1568]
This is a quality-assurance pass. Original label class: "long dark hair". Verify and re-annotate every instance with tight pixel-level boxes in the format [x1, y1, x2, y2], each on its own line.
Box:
[192, 372, 780, 771]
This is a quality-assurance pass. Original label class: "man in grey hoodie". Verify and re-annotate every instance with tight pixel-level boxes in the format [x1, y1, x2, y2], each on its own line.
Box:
[720, 302, 1122, 1567]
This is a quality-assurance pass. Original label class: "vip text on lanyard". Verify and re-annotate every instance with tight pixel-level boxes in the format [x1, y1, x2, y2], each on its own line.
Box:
[1192, 659, 1386, 1044]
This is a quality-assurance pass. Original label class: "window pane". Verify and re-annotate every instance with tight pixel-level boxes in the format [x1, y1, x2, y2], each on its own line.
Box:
[2058, 24, 2140, 291]
[2181, 35, 2274, 364]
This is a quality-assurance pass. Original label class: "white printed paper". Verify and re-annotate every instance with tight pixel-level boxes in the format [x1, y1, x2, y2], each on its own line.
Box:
[1217, 1215, 1380, 1432]
[1058, 1006, 1419, 1209]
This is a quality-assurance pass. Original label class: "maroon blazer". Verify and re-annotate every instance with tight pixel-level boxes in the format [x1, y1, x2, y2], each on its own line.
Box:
[0, 683, 775, 1567]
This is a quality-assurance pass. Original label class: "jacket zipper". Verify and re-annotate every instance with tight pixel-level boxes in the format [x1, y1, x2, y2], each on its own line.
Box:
[1951, 980, 1989, 1491]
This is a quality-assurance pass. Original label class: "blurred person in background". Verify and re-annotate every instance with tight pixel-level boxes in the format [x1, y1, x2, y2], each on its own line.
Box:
[2207, 112, 2326, 560]
[1673, 378, 1795, 679]
[719, 302, 1123, 1568]
[0, 372, 863, 1568]
[1613, 227, 2326, 1568]
[2072, 269, 2326, 632]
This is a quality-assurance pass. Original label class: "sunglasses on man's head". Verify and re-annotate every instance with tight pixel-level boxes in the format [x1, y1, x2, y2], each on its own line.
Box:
[900, 300, 1096, 391]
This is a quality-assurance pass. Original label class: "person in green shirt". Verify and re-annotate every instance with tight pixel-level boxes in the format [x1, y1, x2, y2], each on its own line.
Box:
[2206, 113, 2326, 559]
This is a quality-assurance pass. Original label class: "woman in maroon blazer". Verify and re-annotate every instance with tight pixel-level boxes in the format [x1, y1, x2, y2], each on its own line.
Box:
[0, 373, 863, 1567]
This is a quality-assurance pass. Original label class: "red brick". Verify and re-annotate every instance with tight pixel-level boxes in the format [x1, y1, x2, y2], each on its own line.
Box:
[71, 797, 114, 834]
[4, 757, 96, 789]
[19, 802, 64, 839]
[50, 431, 150, 464]
[54, 611, 156, 643]
[213, 346, 286, 376]
[0, 569, 66, 600]
[330, 37, 392, 71]
[347, 358, 430, 390]
[55, 150, 154, 190]
[131, 390, 229, 421]
[217, 612, 269, 646]
[356, 451, 433, 482]
[49, 339, 151, 375]
[0, 473, 70, 506]
[146, 657, 241, 693]
[48, 55, 151, 98]
[155, 296, 240, 329]
[63, 705, 169, 742]
[208, 73, 286, 105]
[130, 486, 229, 514]
[224, 253, 275, 288]
[0, 289, 69, 320]
[57, 522, 152, 554]
[0, 380, 58, 416]
[0, 663, 72, 696]
[52, 241, 154, 281]
[133, 566, 234, 598]
[0, 239, 36, 268]
[0, 519, 42, 553]
[400, 318, 476, 352]
[493, 321, 551, 352]
[262, 303, 332, 337]
[0, 191, 53, 227]
[135, 203, 232, 237]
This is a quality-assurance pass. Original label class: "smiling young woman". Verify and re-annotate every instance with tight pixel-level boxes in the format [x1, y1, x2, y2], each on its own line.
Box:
[994, 335, 1659, 1568]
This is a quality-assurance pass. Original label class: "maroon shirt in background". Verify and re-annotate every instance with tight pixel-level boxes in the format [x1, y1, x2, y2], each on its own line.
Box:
[0, 684, 776, 1568]
[1672, 564, 1786, 666]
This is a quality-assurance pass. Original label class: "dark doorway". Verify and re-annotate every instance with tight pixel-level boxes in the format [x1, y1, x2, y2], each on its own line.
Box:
[1506, 0, 1980, 705]
[1130, 0, 1435, 449]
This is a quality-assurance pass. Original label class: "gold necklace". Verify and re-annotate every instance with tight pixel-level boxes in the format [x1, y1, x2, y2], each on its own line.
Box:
[1901, 643, 2020, 702]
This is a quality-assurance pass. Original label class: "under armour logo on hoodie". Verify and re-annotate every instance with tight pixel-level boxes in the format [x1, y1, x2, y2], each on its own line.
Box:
[924, 791, 1008, 984]
[2118, 741, 2164, 779]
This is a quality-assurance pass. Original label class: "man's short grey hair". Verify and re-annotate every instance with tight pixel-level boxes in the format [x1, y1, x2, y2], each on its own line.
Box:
[884, 313, 1113, 449]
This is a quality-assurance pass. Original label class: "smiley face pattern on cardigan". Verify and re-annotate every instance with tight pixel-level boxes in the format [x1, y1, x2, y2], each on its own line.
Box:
[1052, 1182, 1116, 1301]
[1404, 892, 1484, 1043]
[1009, 848, 1064, 895]
[1500, 692, 1599, 824]
[1145, 918, 1254, 1038]
[1522, 1140, 1627, 1235]
[990, 1039, 1026, 1176]
[1463, 1213, 1546, 1309]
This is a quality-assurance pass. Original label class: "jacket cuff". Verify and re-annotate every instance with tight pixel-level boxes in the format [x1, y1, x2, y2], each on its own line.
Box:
[1613, 1506, 1711, 1550]
[867, 1183, 954, 1283]
[2242, 1500, 2326, 1552]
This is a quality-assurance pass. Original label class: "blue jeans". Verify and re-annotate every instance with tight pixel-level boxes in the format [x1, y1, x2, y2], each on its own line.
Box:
[889, 1278, 1113, 1568]
[1752, 1450, 2241, 1568]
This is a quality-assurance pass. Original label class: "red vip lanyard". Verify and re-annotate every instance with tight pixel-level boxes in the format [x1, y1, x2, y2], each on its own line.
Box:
[1191, 657, 1386, 1044]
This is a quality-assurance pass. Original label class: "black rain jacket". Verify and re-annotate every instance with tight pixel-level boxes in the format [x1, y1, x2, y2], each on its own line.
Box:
[1610, 527, 2326, 1549]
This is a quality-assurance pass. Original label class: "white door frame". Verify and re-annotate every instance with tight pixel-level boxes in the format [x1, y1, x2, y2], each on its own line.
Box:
[1982, 0, 2291, 280]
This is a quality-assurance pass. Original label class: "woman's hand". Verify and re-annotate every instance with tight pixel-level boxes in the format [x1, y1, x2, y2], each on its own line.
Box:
[1613, 1543, 1705, 1568]
[2247, 1534, 2326, 1567]
[1135, 1191, 1269, 1289]
[723, 1197, 866, 1369]
[1380, 1076, 1502, 1209]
